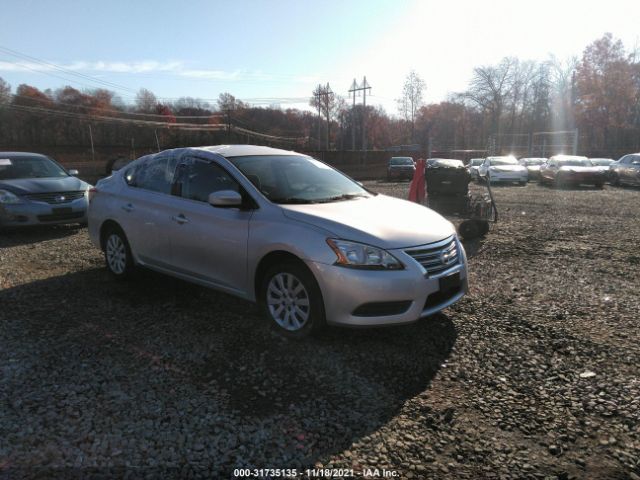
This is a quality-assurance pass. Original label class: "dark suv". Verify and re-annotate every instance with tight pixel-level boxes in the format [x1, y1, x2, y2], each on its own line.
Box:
[610, 153, 640, 187]
[387, 157, 415, 181]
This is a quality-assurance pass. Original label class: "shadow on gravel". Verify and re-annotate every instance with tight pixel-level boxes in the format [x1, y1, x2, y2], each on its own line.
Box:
[0, 224, 82, 248]
[1, 266, 458, 471]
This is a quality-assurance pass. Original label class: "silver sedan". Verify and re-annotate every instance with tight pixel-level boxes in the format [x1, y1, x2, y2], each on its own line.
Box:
[88, 145, 468, 337]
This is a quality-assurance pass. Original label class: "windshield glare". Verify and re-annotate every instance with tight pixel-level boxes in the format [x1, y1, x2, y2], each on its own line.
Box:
[229, 155, 371, 204]
[0, 156, 68, 180]
[590, 159, 613, 166]
[488, 157, 518, 166]
[558, 159, 593, 166]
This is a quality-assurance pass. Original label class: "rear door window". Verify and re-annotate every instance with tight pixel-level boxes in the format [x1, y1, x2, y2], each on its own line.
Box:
[134, 154, 178, 194]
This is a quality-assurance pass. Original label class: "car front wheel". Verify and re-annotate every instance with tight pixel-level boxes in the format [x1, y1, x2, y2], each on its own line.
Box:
[261, 261, 326, 338]
[103, 227, 134, 278]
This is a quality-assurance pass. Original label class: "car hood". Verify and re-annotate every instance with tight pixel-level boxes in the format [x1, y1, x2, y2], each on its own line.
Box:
[526, 165, 541, 171]
[0, 176, 90, 195]
[490, 165, 526, 172]
[559, 166, 602, 174]
[280, 194, 455, 249]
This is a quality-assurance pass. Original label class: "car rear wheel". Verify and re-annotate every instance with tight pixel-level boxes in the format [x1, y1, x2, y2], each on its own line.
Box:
[103, 227, 134, 278]
[260, 261, 326, 338]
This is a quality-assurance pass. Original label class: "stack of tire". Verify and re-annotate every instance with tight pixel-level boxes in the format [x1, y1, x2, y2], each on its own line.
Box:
[425, 161, 471, 216]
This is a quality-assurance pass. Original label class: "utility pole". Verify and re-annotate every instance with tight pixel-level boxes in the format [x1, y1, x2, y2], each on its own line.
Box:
[225, 108, 232, 143]
[348, 77, 371, 152]
[314, 84, 322, 150]
[348, 79, 358, 150]
[313, 83, 334, 150]
[361, 76, 370, 152]
[88, 124, 95, 162]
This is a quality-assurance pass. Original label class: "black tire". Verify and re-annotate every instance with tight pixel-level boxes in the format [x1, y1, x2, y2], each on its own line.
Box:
[612, 174, 621, 186]
[102, 225, 135, 279]
[595, 182, 604, 189]
[260, 261, 326, 338]
[476, 220, 490, 237]
[458, 219, 481, 240]
[519, 181, 527, 186]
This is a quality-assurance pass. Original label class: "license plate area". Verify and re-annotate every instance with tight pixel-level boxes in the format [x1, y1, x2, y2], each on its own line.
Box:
[52, 207, 72, 215]
[439, 272, 461, 292]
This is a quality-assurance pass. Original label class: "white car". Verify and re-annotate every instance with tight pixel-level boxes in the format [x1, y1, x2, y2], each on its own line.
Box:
[478, 156, 528, 185]
[467, 158, 484, 180]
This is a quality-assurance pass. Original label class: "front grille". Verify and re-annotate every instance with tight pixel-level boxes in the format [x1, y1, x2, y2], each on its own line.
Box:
[37, 212, 84, 222]
[405, 236, 459, 277]
[24, 191, 85, 204]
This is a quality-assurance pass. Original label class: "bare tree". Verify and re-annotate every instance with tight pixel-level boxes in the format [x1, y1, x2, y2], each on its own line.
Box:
[135, 88, 157, 113]
[397, 71, 425, 142]
[217, 92, 246, 112]
[0, 77, 10, 106]
[465, 57, 517, 136]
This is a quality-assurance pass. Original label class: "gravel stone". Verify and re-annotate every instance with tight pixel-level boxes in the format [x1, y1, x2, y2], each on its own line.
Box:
[1, 183, 639, 478]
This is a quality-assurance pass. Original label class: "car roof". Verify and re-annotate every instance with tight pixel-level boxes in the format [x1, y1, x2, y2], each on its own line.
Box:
[196, 145, 300, 158]
[0, 151, 50, 159]
[549, 155, 588, 161]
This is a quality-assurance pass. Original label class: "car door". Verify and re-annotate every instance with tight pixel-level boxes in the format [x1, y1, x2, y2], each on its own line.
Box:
[168, 155, 254, 296]
[630, 156, 640, 186]
[117, 152, 179, 267]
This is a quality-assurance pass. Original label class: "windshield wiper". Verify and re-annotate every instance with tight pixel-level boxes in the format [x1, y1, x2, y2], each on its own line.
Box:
[316, 193, 369, 203]
[271, 197, 318, 204]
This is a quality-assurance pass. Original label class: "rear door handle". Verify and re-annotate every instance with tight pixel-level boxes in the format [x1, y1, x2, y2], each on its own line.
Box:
[172, 214, 189, 224]
[121, 203, 134, 213]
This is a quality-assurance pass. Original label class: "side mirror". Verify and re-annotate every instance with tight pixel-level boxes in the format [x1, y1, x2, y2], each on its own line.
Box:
[208, 190, 242, 208]
[68, 169, 79, 176]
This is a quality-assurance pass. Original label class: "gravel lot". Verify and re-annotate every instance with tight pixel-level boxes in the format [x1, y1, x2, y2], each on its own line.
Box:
[1, 182, 639, 479]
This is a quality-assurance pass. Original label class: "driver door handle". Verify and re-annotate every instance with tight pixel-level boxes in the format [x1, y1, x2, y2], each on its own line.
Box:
[121, 203, 134, 213]
[172, 214, 189, 225]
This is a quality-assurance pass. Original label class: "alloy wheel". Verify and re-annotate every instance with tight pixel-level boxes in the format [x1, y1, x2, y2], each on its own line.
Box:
[266, 272, 310, 331]
[106, 233, 127, 275]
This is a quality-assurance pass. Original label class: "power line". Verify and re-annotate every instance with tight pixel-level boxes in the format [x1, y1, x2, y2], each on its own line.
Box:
[0, 46, 138, 95]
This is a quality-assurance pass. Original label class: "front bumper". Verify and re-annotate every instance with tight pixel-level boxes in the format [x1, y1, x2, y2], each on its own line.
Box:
[489, 172, 528, 183]
[0, 197, 88, 227]
[388, 169, 415, 179]
[559, 173, 604, 185]
[307, 241, 468, 327]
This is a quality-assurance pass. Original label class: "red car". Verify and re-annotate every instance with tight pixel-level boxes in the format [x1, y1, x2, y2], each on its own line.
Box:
[539, 155, 605, 188]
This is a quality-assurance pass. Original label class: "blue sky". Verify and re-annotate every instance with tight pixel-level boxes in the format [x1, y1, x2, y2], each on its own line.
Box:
[1, 0, 639, 114]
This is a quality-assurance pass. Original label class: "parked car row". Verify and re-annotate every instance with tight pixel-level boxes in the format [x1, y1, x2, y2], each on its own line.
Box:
[461, 153, 640, 188]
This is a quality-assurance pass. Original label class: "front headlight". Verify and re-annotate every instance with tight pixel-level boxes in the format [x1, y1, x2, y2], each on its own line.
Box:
[0, 190, 22, 205]
[326, 239, 404, 270]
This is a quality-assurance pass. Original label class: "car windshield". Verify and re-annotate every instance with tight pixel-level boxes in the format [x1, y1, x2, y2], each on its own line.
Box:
[590, 159, 613, 166]
[470, 159, 484, 166]
[0, 156, 69, 180]
[488, 157, 518, 166]
[558, 159, 593, 166]
[430, 159, 464, 168]
[229, 155, 372, 204]
[390, 157, 413, 165]
[523, 159, 544, 165]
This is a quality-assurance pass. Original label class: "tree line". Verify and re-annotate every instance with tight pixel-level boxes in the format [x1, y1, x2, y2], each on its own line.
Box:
[0, 33, 638, 157]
